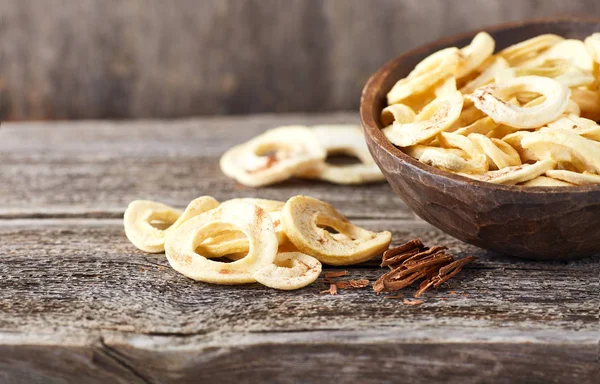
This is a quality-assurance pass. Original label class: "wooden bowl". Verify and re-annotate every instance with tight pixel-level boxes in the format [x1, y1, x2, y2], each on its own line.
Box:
[360, 18, 600, 261]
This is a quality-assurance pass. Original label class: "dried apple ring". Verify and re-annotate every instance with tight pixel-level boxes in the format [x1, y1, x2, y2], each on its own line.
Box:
[466, 76, 569, 128]
[387, 48, 462, 104]
[584, 33, 600, 63]
[453, 116, 498, 136]
[498, 62, 595, 88]
[461, 56, 509, 94]
[253, 252, 322, 290]
[547, 115, 600, 140]
[521, 176, 574, 187]
[381, 104, 416, 126]
[460, 159, 556, 185]
[522, 129, 600, 174]
[502, 131, 539, 163]
[383, 91, 463, 147]
[438, 132, 488, 172]
[281, 196, 391, 266]
[456, 32, 495, 78]
[545, 170, 600, 185]
[197, 198, 288, 258]
[124, 197, 219, 253]
[570, 88, 600, 121]
[418, 147, 482, 173]
[527, 40, 595, 72]
[220, 126, 326, 187]
[297, 125, 384, 184]
[165, 201, 278, 284]
[499, 34, 563, 65]
[468, 133, 521, 170]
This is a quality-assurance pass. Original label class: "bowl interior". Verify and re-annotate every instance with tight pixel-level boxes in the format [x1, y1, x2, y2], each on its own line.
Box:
[361, 17, 600, 194]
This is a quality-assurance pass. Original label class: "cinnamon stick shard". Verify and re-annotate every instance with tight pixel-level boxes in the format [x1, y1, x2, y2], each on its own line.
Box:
[374, 238, 475, 298]
[381, 239, 424, 266]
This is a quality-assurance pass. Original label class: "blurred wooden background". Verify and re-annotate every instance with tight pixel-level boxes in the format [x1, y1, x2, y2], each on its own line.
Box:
[1, 0, 598, 120]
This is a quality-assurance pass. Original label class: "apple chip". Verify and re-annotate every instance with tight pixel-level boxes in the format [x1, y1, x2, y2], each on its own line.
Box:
[468, 133, 521, 169]
[383, 91, 464, 147]
[461, 56, 509, 94]
[282, 196, 391, 266]
[253, 252, 322, 290]
[521, 129, 600, 174]
[529, 39, 595, 72]
[570, 88, 600, 121]
[521, 175, 574, 187]
[438, 132, 488, 172]
[546, 170, 600, 185]
[460, 159, 556, 185]
[498, 34, 563, 65]
[297, 125, 385, 184]
[453, 116, 498, 136]
[387, 48, 462, 104]
[165, 201, 278, 284]
[502, 131, 539, 163]
[381, 104, 416, 126]
[456, 32, 495, 78]
[124, 197, 219, 253]
[584, 33, 600, 63]
[220, 126, 326, 187]
[466, 76, 569, 128]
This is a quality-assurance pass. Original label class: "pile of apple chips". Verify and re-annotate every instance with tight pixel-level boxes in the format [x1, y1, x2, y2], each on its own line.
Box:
[383, 32, 600, 186]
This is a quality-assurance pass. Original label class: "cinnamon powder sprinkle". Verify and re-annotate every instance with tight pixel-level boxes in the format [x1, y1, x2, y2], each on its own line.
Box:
[375, 239, 475, 298]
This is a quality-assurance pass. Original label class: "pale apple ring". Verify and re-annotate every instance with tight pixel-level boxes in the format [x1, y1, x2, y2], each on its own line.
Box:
[387, 48, 462, 104]
[521, 129, 600, 174]
[381, 104, 416, 126]
[502, 131, 540, 163]
[383, 91, 464, 147]
[466, 76, 570, 128]
[281, 196, 391, 266]
[545, 170, 600, 185]
[196, 198, 289, 258]
[453, 116, 498, 136]
[456, 32, 495, 78]
[521, 176, 574, 187]
[219, 126, 326, 187]
[460, 159, 556, 185]
[124, 197, 219, 253]
[468, 133, 521, 170]
[165, 201, 278, 284]
[252, 252, 322, 290]
[498, 34, 563, 65]
[570, 88, 600, 121]
[438, 132, 489, 172]
[584, 33, 600, 64]
[461, 57, 509, 94]
[525, 39, 595, 72]
[296, 125, 384, 184]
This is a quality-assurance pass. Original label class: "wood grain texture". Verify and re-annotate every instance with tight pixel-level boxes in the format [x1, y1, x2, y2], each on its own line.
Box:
[2, 0, 599, 119]
[0, 116, 599, 382]
[0, 219, 598, 383]
[0, 114, 412, 219]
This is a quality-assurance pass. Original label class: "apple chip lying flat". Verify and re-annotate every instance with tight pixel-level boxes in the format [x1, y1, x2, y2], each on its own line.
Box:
[125, 195, 392, 290]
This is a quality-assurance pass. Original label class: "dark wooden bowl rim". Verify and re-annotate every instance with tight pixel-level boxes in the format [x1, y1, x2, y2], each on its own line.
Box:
[361, 16, 600, 195]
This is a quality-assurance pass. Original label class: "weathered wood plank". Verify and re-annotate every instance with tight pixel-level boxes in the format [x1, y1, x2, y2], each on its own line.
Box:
[0, 219, 597, 335]
[0, 330, 597, 384]
[0, 115, 413, 219]
[2, 0, 599, 119]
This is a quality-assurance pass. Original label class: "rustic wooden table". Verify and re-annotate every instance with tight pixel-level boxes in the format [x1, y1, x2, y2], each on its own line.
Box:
[0, 113, 598, 383]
